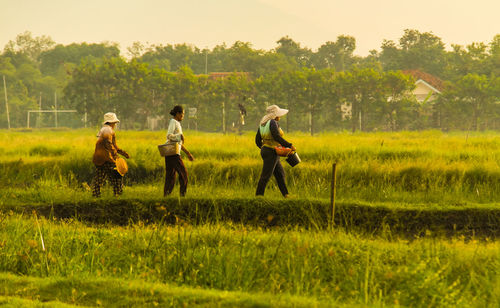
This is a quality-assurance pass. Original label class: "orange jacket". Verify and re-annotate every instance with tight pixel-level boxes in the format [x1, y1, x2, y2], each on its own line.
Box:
[92, 125, 128, 166]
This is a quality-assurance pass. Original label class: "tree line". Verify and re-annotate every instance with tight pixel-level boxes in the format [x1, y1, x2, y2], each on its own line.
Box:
[0, 30, 499, 132]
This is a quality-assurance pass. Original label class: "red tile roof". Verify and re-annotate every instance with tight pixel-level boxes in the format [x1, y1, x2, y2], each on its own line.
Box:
[402, 70, 445, 92]
[207, 72, 250, 80]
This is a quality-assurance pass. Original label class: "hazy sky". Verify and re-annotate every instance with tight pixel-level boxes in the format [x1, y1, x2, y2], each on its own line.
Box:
[1, 0, 499, 56]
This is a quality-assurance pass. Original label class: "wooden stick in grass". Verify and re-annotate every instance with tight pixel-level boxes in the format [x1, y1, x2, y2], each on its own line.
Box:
[330, 163, 337, 229]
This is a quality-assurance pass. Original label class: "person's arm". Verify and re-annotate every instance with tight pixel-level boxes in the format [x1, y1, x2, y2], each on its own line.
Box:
[167, 119, 182, 142]
[269, 120, 292, 148]
[181, 144, 194, 161]
[255, 128, 263, 148]
[111, 133, 130, 158]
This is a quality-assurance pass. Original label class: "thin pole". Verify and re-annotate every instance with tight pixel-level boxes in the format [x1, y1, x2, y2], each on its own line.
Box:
[27, 111, 30, 128]
[205, 48, 208, 74]
[84, 95, 87, 128]
[54, 91, 58, 128]
[359, 109, 362, 132]
[330, 163, 337, 229]
[38, 92, 42, 128]
[222, 100, 226, 134]
[2, 75, 10, 129]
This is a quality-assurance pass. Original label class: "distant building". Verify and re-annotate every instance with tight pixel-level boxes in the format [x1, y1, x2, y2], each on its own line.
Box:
[206, 72, 250, 80]
[402, 70, 444, 103]
[340, 70, 445, 120]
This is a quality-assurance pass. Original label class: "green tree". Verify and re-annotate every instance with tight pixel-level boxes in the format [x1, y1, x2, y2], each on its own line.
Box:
[337, 68, 385, 132]
[4, 31, 55, 64]
[275, 36, 311, 68]
[39, 42, 120, 76]
[381, 71, 417, 131]
[441, 74, 500, 131]
[380, 29, 446, 77]
[313, 35, 356, 71]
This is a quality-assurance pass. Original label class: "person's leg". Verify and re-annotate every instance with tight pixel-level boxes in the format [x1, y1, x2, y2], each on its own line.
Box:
[173, 156, 188, 197]
[109, 166, 123, 196]
[164, 156, 177, 196]
[256, 147, 279, 196]
[273, 160, 289, 196]
[91, 165, 106, 197]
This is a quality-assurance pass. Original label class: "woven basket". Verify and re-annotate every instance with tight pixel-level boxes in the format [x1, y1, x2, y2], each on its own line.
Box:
[158, 143, 181, 157]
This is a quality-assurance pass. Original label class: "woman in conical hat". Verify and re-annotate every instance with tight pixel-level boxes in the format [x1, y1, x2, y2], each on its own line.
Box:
[255, 105, 295, 197]
[91, 112, 130, 197]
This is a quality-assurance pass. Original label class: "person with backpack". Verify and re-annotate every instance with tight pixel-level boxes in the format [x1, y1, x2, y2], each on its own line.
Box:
[255, 105, 295, 198]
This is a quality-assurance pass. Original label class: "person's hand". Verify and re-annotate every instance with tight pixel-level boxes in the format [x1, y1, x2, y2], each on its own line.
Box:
[122, 151, 130, 159]
[187, 153, 194, 161]
[291, 145, 296, 152]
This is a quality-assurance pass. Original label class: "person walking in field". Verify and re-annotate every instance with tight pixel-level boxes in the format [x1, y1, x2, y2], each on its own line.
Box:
[91, 112, 129, 197]
[255, 105, 295, 198]
[164, 105, 194, 197]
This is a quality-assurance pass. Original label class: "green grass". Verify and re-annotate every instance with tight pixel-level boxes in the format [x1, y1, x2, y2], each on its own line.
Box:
[2, 129, 500, 306]
[2, 129, 500, 204]
[1, 214, 499, 307]
[0, 273, 334, 307]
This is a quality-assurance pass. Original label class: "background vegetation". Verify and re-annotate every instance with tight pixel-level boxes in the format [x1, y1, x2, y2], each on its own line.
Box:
[1, 30, 499, 132]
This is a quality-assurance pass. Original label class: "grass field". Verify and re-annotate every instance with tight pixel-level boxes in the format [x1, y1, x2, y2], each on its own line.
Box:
[0, 128, 499, 306]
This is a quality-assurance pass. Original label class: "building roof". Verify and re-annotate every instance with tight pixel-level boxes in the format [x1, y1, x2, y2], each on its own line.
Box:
[206, 72, 250, 80]
[402, 70, 445, 92]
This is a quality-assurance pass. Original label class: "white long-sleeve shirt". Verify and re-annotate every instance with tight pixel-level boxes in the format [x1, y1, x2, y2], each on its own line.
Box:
[166, 118, 183, 145]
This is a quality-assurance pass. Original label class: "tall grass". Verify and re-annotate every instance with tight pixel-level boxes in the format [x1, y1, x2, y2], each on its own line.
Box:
[0, 214, 498, 307]
[1, 129, 500, 204]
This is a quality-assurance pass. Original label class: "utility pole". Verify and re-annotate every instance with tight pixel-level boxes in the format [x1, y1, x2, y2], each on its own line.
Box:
[222, 101, 226, 134]
[2, 75, 10, 129]
[54, 91, 58, 128]
[84, 94, 87, 128]
[205, 47, 208, 74]
[38, 92, 42, 128]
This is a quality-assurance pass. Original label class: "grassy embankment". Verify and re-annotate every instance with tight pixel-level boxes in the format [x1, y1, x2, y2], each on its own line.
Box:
[0, 214, 498, 307]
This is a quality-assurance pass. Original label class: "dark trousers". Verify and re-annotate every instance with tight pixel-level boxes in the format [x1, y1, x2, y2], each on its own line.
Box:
[164, 155, 188, 197]
[92, 161, 123, 197]
[256, 146, 289, 196]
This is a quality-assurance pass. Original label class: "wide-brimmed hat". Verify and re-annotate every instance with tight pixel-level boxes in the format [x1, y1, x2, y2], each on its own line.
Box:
[103, 112, 120, 125]
[260, 105, 288, 125]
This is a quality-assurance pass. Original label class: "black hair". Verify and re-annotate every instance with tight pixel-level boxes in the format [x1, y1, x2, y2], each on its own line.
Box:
[169, 105, 184, 116]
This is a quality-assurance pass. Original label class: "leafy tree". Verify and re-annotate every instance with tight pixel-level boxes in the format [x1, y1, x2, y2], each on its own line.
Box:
[4, 31, 55, 64]
[313, 35, 356, 71]
[39, 42, 120, 75]
[380, 71, 417, 131]
[440, 74, 500, 131]
[380, 29, 446, 78]
[275, 36, 312, 68]
[336, 68, 385, 132]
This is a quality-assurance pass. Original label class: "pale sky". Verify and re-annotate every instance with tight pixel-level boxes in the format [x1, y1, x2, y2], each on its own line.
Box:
[1, 0, 499, 56]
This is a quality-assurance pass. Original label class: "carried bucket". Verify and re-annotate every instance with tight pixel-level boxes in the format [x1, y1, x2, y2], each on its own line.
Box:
[285, 151, 301, 167]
